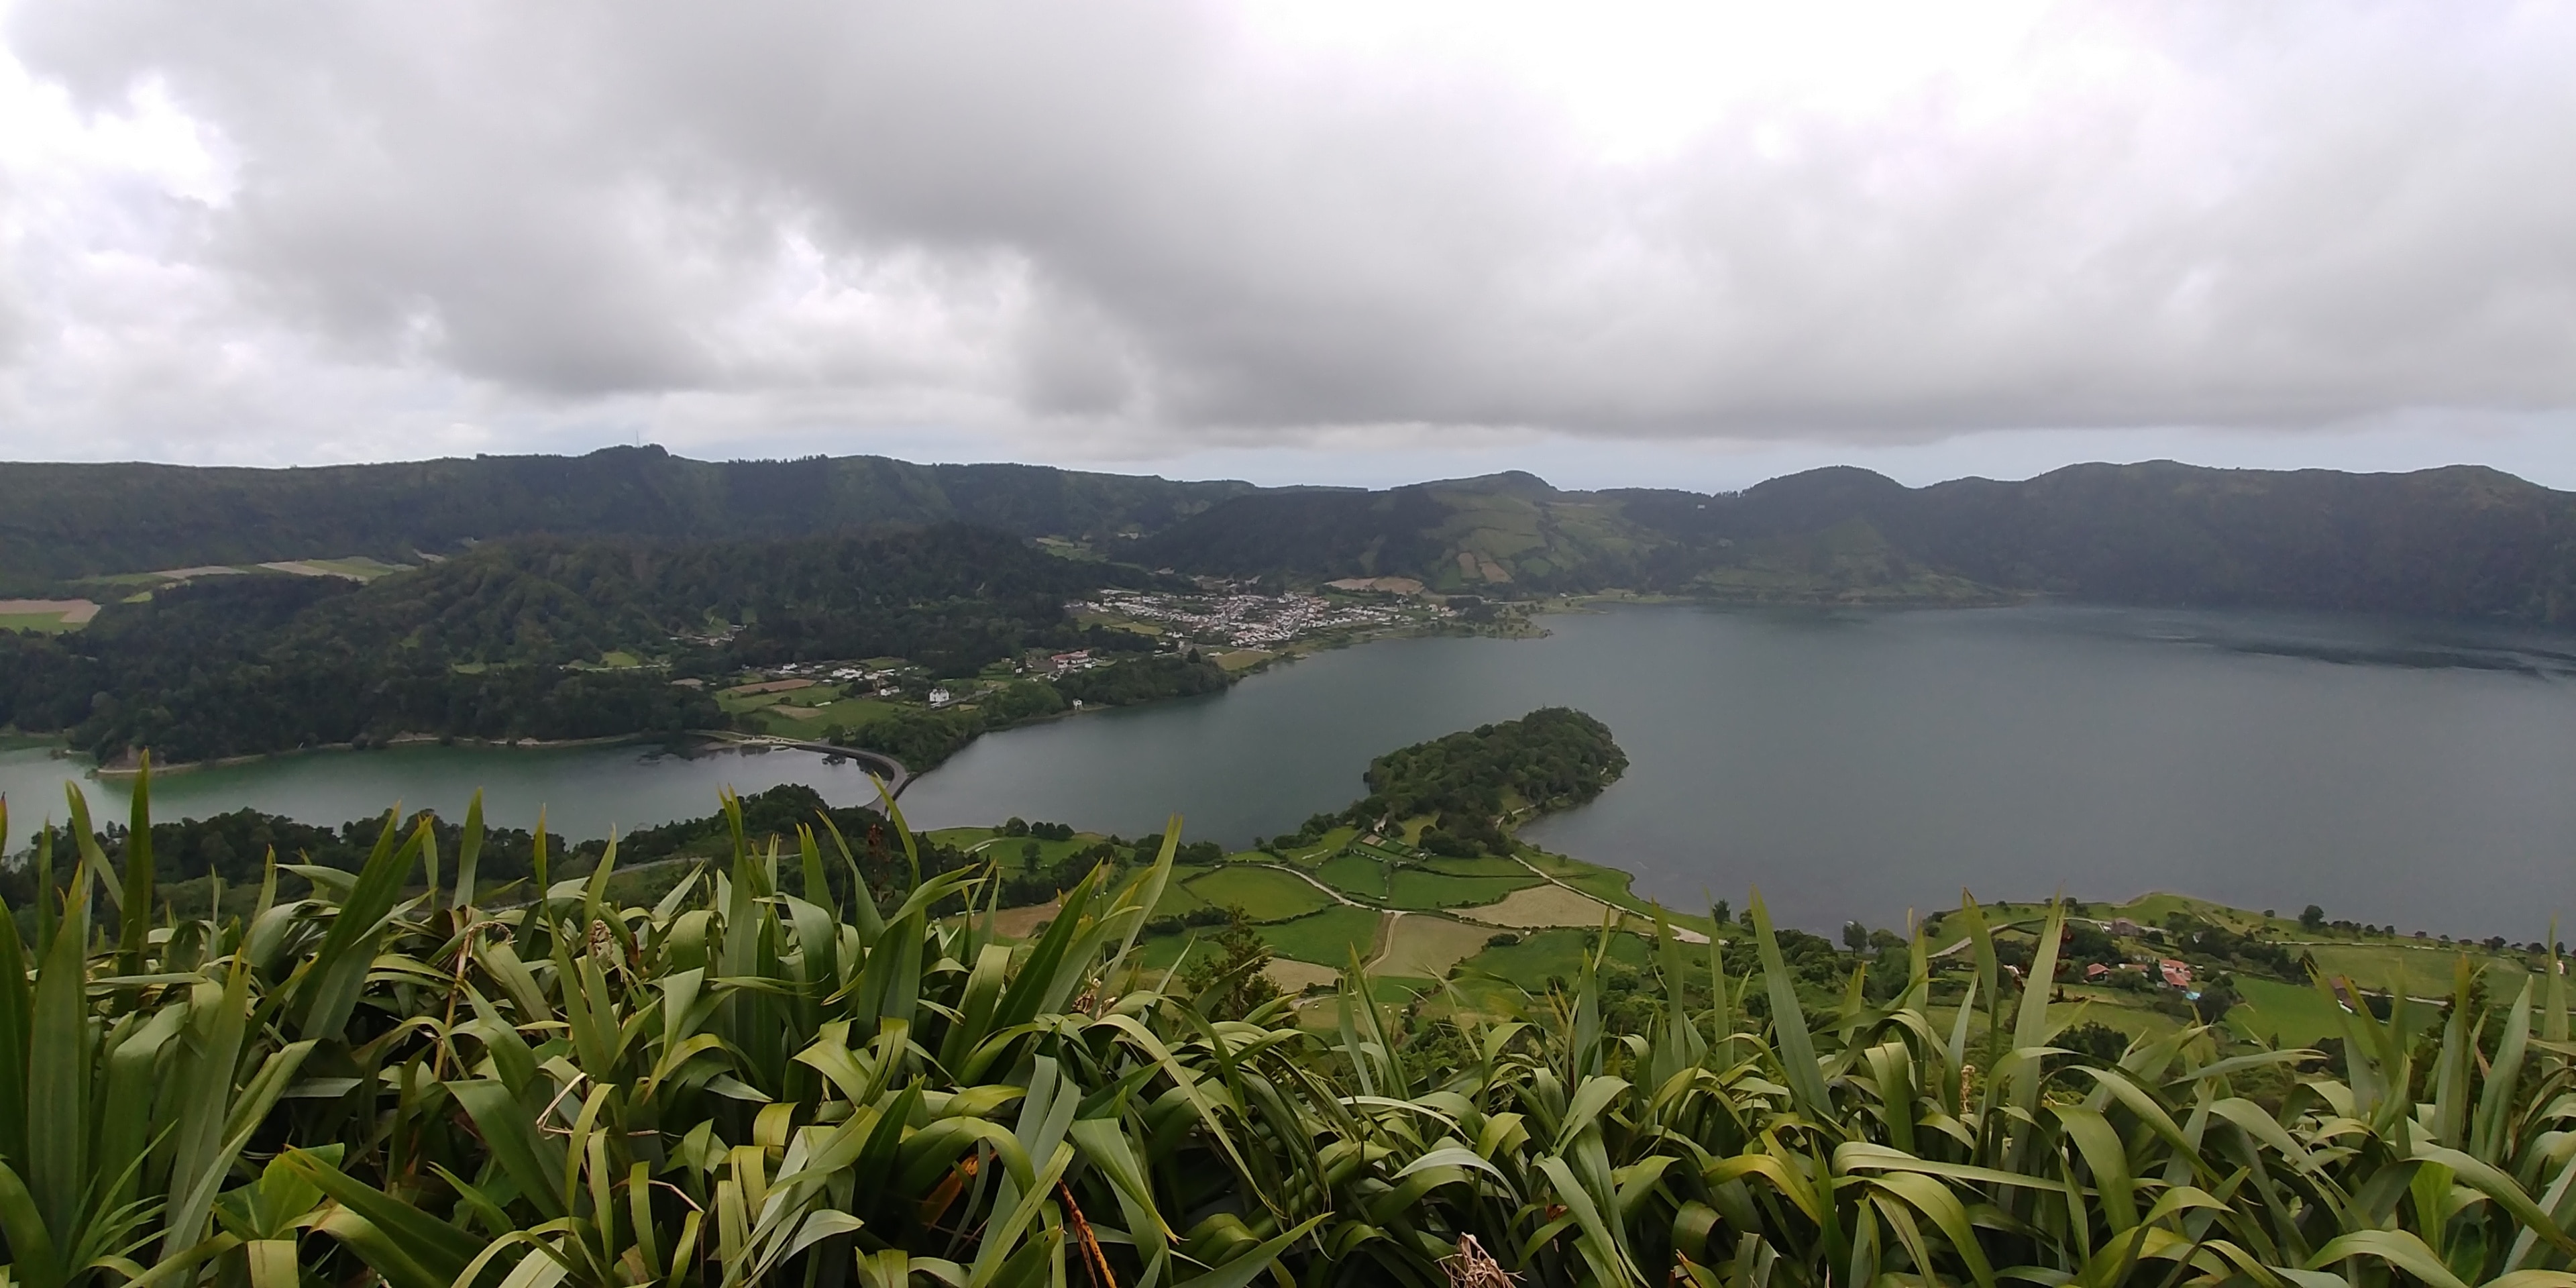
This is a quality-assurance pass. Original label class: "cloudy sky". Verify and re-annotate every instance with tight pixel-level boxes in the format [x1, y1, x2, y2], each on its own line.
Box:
[2, 1, 2572, 490]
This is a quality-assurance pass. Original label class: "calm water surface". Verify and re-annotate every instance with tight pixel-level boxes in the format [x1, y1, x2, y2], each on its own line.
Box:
[9, 604, 2575, 933]
[0, 741, 896, 846]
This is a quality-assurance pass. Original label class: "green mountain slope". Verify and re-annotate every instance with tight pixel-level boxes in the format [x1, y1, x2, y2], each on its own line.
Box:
[11, 447, 2576, 621]
[0, 445, 1253, 584]
[1142, 461, 2576, 621]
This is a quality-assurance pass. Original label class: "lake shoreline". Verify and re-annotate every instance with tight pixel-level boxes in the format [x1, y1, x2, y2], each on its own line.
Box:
[17, 598, 1898, 781]
[85, 730, 697, 780]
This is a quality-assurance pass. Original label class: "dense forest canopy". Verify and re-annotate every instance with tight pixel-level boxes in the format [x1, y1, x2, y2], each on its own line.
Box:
[1342, 706, 1629, 855]
[0, 525, 1163, 761]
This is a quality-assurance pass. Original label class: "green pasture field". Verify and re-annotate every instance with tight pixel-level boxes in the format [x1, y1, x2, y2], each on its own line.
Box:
[1517, 850, 1642, 904]
[968, 834, 1095, 871]
[300, 555, 411, 580]
[1289, 977, 1438, 1028]
[1133, 932, 1195, 973]
[1463, 927, 1651, 991]
[1922, 989, 2191, 1048]
[1183, 865, 1334, 922]
[2051, 985, 2193, 1042]
[1513, 849, 1719, 936]
[2302, 942, 2530, 998]
[1259, 906, 1386, 965]
[1275, 828, 1356, 867]
[71, 571, 166, 588]
[1353, 837, 1417, 863]
[0, 611, 80, 633]
[1417, 855, 1529, 877]
[743, 708, 826, 736]
[817, 698, 906, 727]
[566, 651, 650, 672]
[1315, 853, 1391, 900]
[715, 688, 795, 713]
[1386, 869, 1539, 910]
[2229, 976, 2349, 1047]
[1151, 871, 1214, 918]
[724, 687, 917, 737]
[1367, 977, 1437, 1003]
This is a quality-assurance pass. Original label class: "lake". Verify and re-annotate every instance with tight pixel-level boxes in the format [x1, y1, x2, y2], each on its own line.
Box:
[9, 604, 2576, 934]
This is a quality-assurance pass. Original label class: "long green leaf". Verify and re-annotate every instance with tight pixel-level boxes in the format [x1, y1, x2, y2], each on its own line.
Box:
[1749, 890, 1830, 1118]
[116, 753, 153, 976]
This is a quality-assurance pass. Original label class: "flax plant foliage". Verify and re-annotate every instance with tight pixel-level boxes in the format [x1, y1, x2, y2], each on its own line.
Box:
[4, 769, 2576, 1288]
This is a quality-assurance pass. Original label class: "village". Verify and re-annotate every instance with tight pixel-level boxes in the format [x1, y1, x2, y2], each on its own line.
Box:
[1067, 585, 1445, 648]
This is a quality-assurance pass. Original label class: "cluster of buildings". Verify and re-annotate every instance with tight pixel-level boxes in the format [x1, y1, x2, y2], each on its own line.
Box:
[1069, 588, 1428, 648]
[1040, 649, 1102, 676]
[731, 659, 913, 699]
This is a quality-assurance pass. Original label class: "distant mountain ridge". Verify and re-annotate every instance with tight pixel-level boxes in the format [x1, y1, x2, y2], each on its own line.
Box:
[7, 447, 2576, 622]
[0, 446, 1254, 585]
[1139, 460, 2576, 622]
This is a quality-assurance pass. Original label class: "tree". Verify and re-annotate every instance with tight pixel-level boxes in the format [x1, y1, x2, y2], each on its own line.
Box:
[2057, 1021, 2129, 1067]
[1843, 920, 1870, 954]
[2191, 973, 2241, 1024]
[1866, 946, 1910, 1002]
[2300, 904, 2326, 932]
[1181, 908, 1281, 1019]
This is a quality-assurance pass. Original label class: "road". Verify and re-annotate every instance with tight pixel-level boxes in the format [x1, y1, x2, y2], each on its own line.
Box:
[1250, 861, 1404, 974]
[693, 730, 910, 797]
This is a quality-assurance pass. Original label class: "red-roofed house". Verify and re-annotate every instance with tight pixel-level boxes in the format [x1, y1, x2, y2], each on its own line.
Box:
[2159, 959, 2193, 989]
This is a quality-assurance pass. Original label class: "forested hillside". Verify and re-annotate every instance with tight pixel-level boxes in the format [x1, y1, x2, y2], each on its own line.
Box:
[1143, 461, 2576, 621]
[0, 525, 1157, 761]
[11, 446, 2576, 618]
[0, 445, 1251, 586]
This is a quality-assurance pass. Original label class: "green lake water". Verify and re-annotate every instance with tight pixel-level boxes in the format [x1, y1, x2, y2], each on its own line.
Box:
[9, 604, 2575, 933]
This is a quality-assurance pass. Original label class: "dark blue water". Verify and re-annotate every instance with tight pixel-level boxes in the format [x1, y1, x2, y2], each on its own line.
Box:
[9, 604, 2573, 934]
[901, 604, 2576, 935]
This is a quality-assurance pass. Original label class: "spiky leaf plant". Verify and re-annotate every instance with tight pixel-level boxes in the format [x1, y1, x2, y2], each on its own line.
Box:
[4, 771, 2576, 1288]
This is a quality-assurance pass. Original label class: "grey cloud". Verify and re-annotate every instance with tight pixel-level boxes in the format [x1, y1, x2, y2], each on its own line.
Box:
[4, 0, 2574, 458]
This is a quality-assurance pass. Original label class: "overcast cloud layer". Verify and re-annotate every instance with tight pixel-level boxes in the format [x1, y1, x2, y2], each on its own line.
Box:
[2, 1, 2573, 480]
